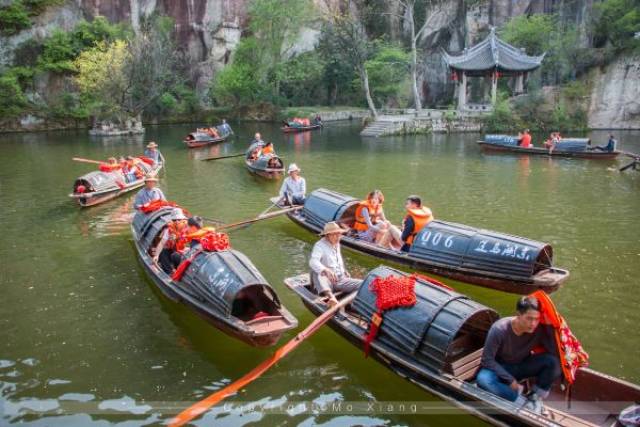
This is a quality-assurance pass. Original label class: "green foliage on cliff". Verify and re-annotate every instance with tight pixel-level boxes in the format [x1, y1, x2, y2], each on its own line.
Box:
[0, 73, 29, 116]
[0, 1, 31, 35]
[38, 17, 130, 73]
[0, 0, 63, 36]
[593, 0, 640, 51]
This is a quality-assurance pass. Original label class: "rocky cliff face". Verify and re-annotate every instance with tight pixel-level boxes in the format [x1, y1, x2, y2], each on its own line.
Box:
[588, 55, 640, 129]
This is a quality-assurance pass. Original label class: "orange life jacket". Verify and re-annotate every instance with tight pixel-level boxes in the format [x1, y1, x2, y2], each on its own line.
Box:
[184, 227, 216, 241]
[403, 206, 433, 245]
[99, 163, 122, 172]
[353, 200, 383, 232]
[166, 221, 189, 252]
[262, 145, 274, 155]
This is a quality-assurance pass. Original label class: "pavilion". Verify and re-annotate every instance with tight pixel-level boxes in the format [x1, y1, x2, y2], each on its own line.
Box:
[443, 28, 545, 111]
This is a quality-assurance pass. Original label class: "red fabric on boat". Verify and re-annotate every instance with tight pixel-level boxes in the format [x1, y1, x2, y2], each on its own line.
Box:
[140, 200, 180, 214]
[363, 274, 417, 356]
[138, 156, 154, 165]
[529, 290, 589, 384]
[171, 231, 230, 281]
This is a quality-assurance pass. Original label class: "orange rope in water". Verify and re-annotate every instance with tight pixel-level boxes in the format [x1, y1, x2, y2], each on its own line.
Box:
[168, 291, 357, 427]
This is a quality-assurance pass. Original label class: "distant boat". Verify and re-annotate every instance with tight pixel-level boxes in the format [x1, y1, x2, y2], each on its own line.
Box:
[69, 157, 162, 207]
[281, 123, 321, 133]
[273, 188, 569, 294]
[131, 204, 297, 346]
[285, 266, 640, 427]
[183, 124, 233, 148]
[478, 135, 620, 159]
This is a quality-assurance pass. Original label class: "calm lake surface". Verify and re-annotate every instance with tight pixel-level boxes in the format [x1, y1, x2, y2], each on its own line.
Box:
[1, 123, 639, 426]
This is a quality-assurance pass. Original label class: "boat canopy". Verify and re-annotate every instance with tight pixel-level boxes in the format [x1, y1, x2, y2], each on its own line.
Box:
[132, 207, 282, 317]
[410, 220, 554, 277]
[352, 266, 498, 373]
[74, 171, 121, 193]
[302, 188, 359, 229]
[303, 189, 554, 278]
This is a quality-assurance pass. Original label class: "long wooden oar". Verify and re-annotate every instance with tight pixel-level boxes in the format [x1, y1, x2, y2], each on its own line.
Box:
[619, 159, 638, 172]
[169, 291, 357, 427]
[200, 153, 245, 161]
[72, 157, 104, 165]
[217, 206, 301, 231]
[258, 198, 282, 217]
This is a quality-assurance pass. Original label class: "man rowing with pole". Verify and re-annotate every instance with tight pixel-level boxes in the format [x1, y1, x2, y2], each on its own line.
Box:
[133, 176, 166, 210]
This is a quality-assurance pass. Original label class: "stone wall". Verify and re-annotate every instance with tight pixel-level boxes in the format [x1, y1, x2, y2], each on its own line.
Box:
[588, 55, 640, 129]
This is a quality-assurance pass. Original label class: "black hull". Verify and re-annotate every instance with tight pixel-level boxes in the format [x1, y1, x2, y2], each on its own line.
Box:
[285, 212, 566, 294]
[478, 142, 620, 160]
[132, 232, 293, 347]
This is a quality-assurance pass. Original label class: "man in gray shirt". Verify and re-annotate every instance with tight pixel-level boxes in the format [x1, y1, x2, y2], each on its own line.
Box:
[477, 296, 561, 413]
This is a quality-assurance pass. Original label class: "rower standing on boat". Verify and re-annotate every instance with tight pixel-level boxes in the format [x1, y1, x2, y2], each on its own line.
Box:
[309, 222, 360, 307]
[247, 133, 265, 161]
[476, 296, 561, 414]
[133, 176, 166, 210]
[400, 195, 433, 252]
[219, 119, 233, 136]
[279, 163, 306, 205]
[144, 142, 164, 166]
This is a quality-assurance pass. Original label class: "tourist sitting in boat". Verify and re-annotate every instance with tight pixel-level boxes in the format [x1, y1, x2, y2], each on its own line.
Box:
[543, 132, 561, 153]
[262, 142, 275, 156]
[155, 209, 189, 274]
[313, 114, 322, 126]
[400, 195, 433, 252]
[590, 134, 617, 152]
[309, 222, 361, 307]
[279, 163, 306, 205]
[133, 176, 166, 210]
[518, 129, 532, 148]
[353, 190, 403, 250]
[144, 142, 162, 166]
[477, 296, 561, 414]
[206, 127, 219, 138]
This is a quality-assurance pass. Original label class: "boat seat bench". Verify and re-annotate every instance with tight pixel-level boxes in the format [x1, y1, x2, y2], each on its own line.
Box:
[447, 347, 483, 381]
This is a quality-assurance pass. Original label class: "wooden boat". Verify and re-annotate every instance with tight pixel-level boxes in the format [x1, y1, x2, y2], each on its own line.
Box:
[272, 189, 569, 294]
[285, 266, 640, 427]
[183, 131, 230, 148]
[245, 152, 285, 179]
[478, 136, 620, 160]
[131, 205, 297, 346]
[281, 123, 321, 133]
[69, 158, 162, 207]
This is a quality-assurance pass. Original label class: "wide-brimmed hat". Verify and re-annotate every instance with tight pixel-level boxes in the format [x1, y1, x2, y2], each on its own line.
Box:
[172, 209, 187, 221]
[144, 176, 159, 182]
[147, 141, 158, 148]
[288, 163, 301, 174]
[319, 221, 347, 236]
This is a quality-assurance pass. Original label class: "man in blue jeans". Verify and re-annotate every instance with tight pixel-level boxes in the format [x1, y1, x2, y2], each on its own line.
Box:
[477, 296, 561, 414]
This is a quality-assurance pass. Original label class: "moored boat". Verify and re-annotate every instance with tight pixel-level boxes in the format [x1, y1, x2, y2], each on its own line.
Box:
[478, 135, 620, 160]
[245, 152, 285, 179]
[285, 266, 640, 427]
[131, 203, 298, 346]
[281, 123, 321, 133]
[69, 156, 162, 207]
[273, 188, 569, 294]
[183, 124, 232, 148]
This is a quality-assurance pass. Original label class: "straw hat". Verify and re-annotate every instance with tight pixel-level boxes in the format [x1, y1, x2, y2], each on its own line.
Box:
[144, 176, 159, 182]
[319, 221, 347, 236]
[147, 141, 158, 148]
[288, 163, 301, 174]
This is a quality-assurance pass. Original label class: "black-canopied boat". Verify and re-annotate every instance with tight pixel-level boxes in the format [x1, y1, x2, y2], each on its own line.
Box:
[131, 205, 297, 346]
[70, 157, 162, 207]
[478, 135, 620, 160]
[281, 124, 321, 133]
[285, 266, 640, 427]
[274, 189, 569, 294]
[245, 152, 284, 179]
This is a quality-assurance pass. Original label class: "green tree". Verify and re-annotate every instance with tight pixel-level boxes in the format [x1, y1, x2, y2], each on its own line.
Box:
[593, 0, 640, 51]
[365, 44, 410, 107]
[0, 1, 31, 36]
[247, 0, 314, 100]
[0, 73, 29, 116]
[279, 51, 326, 105]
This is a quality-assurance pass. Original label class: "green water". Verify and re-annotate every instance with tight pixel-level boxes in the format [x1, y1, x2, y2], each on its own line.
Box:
[1, 123, 639, 426]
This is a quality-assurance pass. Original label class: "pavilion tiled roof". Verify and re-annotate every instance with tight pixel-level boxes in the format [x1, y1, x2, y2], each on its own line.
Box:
[443, 28, 545, 72]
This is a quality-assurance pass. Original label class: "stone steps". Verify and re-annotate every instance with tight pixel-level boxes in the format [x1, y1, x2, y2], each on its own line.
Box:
[360, 115, 412, 137]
